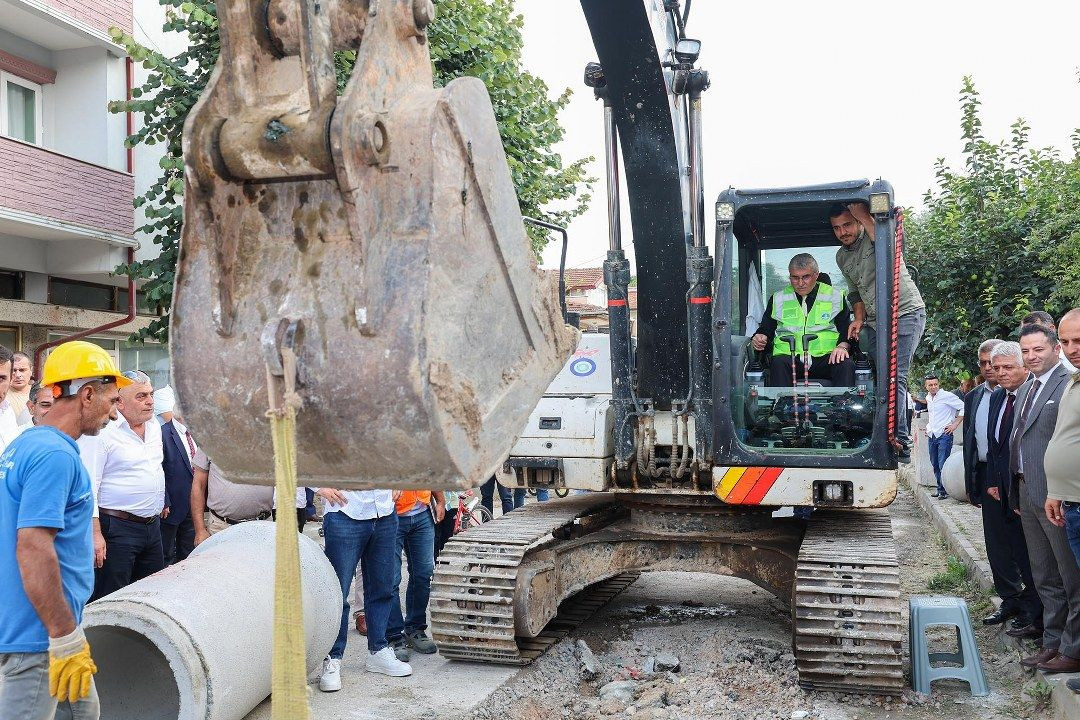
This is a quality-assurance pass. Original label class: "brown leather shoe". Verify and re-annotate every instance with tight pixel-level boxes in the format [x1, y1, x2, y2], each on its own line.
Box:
[1021, 647, 1058, 668]
[1038, 654, 1080, 673]
[353, 611, 367, 635]
[1007, 623, 1044, 639]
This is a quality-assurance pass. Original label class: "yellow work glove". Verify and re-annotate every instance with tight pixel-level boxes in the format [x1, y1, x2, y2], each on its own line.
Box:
[48, 627, 97, 703]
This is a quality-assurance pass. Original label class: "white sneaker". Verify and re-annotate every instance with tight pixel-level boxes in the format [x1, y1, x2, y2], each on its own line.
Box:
[319, 656, 342, 692]
[366, 646, 412, 677]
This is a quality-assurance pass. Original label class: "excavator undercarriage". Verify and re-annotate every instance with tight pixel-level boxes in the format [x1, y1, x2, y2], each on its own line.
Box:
[431, 494, 904, 695]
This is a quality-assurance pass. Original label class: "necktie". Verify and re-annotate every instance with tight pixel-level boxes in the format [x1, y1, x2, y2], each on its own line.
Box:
[1018, 379, 1041, 427]
[997, 393, 1015, 446]
[185, 430, 197, 458]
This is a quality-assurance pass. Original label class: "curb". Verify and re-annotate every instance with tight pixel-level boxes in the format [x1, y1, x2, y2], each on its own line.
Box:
[900, 436, 1080, 720]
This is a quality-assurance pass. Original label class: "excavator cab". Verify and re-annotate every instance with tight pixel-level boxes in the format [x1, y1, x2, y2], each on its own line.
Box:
[713, 179, 899, 475]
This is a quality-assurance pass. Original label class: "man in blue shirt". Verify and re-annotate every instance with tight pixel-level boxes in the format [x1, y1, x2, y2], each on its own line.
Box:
[0, 341, 127, 720]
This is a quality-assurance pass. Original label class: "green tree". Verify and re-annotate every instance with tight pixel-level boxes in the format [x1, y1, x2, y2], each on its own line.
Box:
[906, 76, 1080, 382]
[110, 0, 592, 343]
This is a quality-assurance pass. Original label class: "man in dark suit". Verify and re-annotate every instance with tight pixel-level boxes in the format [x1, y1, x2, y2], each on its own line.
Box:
[155, 386, 197, 565]
[980, 342, 1042, 627]
[1009, 325, 1079, 673]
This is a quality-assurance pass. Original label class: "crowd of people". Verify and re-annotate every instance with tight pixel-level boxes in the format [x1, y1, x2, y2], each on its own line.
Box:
[0, 339, 541, 718]
[950, 310, 1080, 690]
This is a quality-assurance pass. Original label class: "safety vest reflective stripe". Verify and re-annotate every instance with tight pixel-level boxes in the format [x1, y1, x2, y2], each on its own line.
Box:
[771, 282, 842, 357]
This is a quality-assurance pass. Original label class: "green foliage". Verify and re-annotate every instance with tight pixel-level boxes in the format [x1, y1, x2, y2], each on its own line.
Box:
[110, 0, 593, 343]
[106, 2, 218, 344]
[906, 76, 1080, 381]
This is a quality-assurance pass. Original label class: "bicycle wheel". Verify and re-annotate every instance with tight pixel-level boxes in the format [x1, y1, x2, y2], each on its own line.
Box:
[554, 487, 569, 498]
[464, 505, 493, 529]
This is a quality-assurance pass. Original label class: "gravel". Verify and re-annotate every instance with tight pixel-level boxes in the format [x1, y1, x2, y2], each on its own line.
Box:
[458, 487, 1035, 720]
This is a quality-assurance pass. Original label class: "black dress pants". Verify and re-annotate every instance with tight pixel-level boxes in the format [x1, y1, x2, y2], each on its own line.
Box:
[978, 463, 1043, 622]
[160, 515, 195, 565]
[769, 354, 855, 387]
[92, 514, 165, 601]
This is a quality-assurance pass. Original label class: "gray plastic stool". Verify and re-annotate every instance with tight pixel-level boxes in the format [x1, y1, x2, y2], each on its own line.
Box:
[909, 595, 989, 696]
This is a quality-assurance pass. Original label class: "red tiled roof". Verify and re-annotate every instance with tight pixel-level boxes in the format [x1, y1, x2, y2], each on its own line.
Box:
[566, 299, 606, 316]
[562, 267, 605, 291]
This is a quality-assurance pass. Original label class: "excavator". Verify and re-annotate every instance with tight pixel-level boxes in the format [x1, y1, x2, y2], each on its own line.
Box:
[173, 0, 905, 700]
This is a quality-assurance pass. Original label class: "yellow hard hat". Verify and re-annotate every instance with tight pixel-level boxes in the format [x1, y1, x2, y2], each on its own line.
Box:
[40, 341, 133, 393]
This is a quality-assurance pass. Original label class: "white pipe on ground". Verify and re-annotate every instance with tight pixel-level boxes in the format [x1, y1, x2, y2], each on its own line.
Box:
[83, 521, 341, 720]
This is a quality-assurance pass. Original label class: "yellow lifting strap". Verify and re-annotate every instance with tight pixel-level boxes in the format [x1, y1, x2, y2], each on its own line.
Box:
[265, 347, 311, 720]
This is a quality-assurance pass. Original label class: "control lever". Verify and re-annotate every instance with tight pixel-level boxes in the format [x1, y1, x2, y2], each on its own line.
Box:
[800, 334, 818, 429]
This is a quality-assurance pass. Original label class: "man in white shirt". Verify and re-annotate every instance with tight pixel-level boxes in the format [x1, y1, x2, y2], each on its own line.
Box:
[924, 374, 965, 499]
[6, 351, 33, 426]
[0, 346, 21, 454]
[315, 487, 411, 690]
[78, 370, 168, 600]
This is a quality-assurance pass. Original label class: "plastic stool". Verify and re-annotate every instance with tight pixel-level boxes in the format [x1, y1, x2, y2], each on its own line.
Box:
[909, 595, 989, 696]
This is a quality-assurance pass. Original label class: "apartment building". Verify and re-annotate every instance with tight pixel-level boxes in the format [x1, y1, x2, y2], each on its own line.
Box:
[0, 0, 167, 383]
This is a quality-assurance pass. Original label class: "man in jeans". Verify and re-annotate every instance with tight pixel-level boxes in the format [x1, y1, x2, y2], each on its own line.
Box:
[316, 487, 410, 691]
[831, 201, 926, 459]
[923, 375, 964, 499]
[388, 490, 443, 661]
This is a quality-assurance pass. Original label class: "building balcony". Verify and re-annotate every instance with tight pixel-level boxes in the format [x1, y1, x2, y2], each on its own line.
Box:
[0, 0, 131, 53]
[0, 135, 135, 246]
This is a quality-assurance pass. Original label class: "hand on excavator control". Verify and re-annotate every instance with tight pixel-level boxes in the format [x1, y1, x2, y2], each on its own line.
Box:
[751, 334, 768, 351]
[48, 627, 97, 703]
[828, 344, 850, 365]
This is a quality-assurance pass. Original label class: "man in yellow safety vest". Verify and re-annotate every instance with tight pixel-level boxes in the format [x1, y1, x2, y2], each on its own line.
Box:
[750, 253, 856, 386]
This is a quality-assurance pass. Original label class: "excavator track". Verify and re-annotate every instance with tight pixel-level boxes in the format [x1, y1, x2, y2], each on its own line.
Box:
[431, 494, 633, 664]
[793, 510, 905, 695]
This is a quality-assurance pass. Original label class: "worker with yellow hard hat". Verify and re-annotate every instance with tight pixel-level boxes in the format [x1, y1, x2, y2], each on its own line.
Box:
[0, 341, 127, 719]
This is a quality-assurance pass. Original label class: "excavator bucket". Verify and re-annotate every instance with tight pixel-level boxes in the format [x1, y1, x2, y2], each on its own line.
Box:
[172, 0, 575, 489]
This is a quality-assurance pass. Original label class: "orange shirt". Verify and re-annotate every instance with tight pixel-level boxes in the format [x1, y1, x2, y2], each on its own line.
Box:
[395, 490, 432, 515]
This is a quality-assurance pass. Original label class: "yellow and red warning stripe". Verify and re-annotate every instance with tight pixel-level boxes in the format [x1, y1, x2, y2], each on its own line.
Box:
[714, 466, 783, 505]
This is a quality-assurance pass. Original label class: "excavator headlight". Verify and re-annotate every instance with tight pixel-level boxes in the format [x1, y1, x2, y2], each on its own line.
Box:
[868, 192, 891, 215]
[716, 202, 735, 224]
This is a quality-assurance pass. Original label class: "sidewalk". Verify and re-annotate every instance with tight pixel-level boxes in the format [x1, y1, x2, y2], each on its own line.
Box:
[903, 417, 1080, 720]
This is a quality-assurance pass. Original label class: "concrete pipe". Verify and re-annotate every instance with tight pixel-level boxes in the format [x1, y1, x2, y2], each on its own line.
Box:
[941, 451, 968, 502]
[83, 521, 341, 720]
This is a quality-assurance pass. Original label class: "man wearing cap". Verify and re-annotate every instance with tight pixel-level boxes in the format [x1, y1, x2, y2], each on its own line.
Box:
[0, 341, 126, 719]
[79, 370, 169, 601]
[154, 386, 197, 564]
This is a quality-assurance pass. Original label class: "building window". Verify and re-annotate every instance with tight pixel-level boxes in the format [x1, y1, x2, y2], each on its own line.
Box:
[46, 333, 170, 389]
[0, 269, 24, 300]
[120, 341, 170, 389]
[49, 278, 115, 312]
[47, 278, 158, 316]
[0, 72, 43, 145]
[0, 326, 18, 351]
